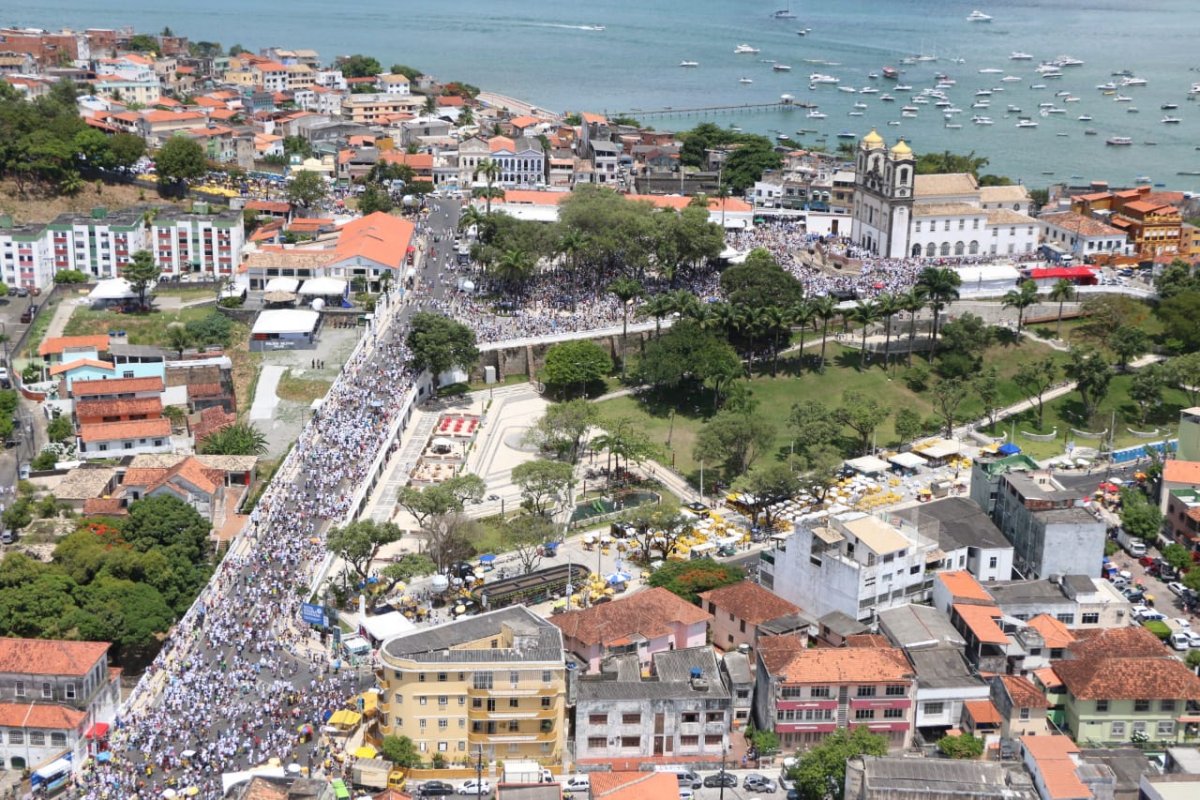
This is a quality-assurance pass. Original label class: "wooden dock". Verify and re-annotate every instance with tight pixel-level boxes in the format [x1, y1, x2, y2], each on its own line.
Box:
[609, 101, 797, 119]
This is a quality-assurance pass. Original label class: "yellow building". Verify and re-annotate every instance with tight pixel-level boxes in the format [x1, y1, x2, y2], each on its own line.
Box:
[378, 607, 567, 767]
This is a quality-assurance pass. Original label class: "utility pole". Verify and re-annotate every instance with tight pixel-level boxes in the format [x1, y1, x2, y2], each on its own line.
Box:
[719, 745, 728, 800]
[476, 746, 484, 800]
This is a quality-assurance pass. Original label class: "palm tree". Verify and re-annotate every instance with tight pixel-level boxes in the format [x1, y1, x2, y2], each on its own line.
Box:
[199, 422, 268, 456]
[556, 229, 587, 274]
[640, 293, 676, 335]
[874, 292, 903, 369]
[686, 302, 719, 331]
[667, 289, 700, 318]
[458, 204, 485, 234]
[897, 288, 927, 366]
[1049, 278, 1076, 339]
[165, 325, 193, 358]
[609, 277, 643, 378]
[849, 300, 881, 371]
[811, 296, 839, 371]
[789, 299, 815, 369]
[761, 306, 789, 377]
[1001, 279, 1040, 334]
[473, 158, 501, 214]
[915, 267, 962, 362]
[493, 249, 533, 285]
[422, 94, 438, 116]
[460, 106, 474, 126]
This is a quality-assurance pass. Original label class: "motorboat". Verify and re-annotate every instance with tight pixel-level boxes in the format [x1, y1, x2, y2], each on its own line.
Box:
[1010, 51, 1034, 60]
[809, 73, 839, 83]
[739, 77, 754, 84]
[1057, 56, 1084, 66]
[1162, 103, 1179, 110]
[734, 44, 761, 54]
[1006, 104, 1021, 112]
[1064, 96, 1080, 103]
[1055, 90, 1071, 97]
[895, 84, 913, 91]
[1135, 176, 1152, 183]
[972, 101, 991, 109]
[1045, 107, 1066, 114]
[901, 110, 919, 118]
[944, 106, 963, 114]
[1001, 75, 1022, 82]
[853, 101, 869, 109]
[882, 66, 900, 79]
[860, 86, 880, 94]
[773, 63, 793, 71]
[945, 122, 963, 129]
[1105, 136, 1133, 145]
[1030, 83, 1047, 90]
[912, 96, 929, 104]
[887, 120, 903, 126]
[837, 131, 857, 138]
[880, 94, 895, 102]
[848, 110, 864, 116]
[806, 110, 827, 119]
[581, 25, 606, 31]
[1096, 82, 1118, 91]
[837, 85, 857, 92]
[967, 10, 993, 22]
[679, 60, 699, 68]
[1114, 94, 1132, 102]
[1121, 76, 1147, 87]
[1077, 114, 1093, 121]
[868, 72, 880, 79]
[979, 68, 1003, 74]
[796, 28, 812, 36]
[976, 89, 993, 96]
[973, 116, 994, 125]
[773, 8, 798, 19]
[1162, 116, 1181, 123]
[1016, 119, 1039, 128]
[1126, 106, 1139, 113]
[1084, 129, 1098, 135]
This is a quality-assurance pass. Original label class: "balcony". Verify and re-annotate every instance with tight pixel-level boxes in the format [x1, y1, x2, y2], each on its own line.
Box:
[472, 706, 558, 721]
[468, 727, 558, 745]
[467, 685, 559, 698]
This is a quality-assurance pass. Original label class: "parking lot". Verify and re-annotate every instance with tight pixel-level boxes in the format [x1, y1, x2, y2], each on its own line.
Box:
[410, 768, 792, 800]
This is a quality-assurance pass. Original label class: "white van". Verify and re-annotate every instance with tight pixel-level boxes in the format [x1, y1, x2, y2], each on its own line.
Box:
[653, 767, 702, 789]
[562, 776, 590, 793]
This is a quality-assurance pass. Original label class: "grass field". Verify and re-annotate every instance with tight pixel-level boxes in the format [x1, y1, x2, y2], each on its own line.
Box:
[595, 338, 1071, 485]
[276, 369, 333, 404]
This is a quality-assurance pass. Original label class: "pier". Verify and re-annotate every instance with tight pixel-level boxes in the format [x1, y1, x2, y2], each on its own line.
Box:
[609, 100, 798, 119]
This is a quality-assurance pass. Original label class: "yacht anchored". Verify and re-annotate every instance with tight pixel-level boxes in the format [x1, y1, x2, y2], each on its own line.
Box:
[837, 85, 857, 92]
[882, 66, 900, 80]
[1001, 75, 1022, 83]
[1121, 76, 1147, 87]
[1077, 114, 1093, 121]
[806, 110, 827, 119]
[860, 86, 880, 94]
[773, 7, 797, 19]
[1162, 116, 1181, 123]
[895, 84, 913, 91]
[739, 77, 754, 84]
[967, 10, 993, 22]
[679, 60, 699, 67]
[945, 122, 963, 129]
[880, 94, 895, 102]
[1016, 119, 1039, 128]
[1162, 103, 1179, 110]
[1114, 94, 1132, 102]
[853, 101, 869, 109]
[1006, 104, 1021, 112]
[773, 63, 793, 71]
[809, 73, 839, 83]
[973, 116, 994, 124]
[837, 131, 858, 138]
[1106, 136, 1133, 145]
[979, 68, 1003, 74]
[734, 44, 761, 54]
[1096, 82, 1118, 91]
[1010, 51, 1034, 60]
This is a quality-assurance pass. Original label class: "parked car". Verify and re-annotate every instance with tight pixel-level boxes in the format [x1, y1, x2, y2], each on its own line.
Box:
[1139, 555, 1157, 567]
[459, 780, 492, 796]
[703, 773, 738, 789]
[1188, 631, 1200, 649]
[679, 788, 695, 800]
[1172, 618, 1192, 631]
[562, 777, 590, 794]
[420, 783, 456, 797]
[19, 307, 32, 323]
[1170, 632, 1191, 651]
[672, 771, 702, 790]
[1168, 581, 1187, 596]
[13, 287, 28, 297]
[0, 367, 9, 389]
[744, 775, 778, 793]
[1139, 609, 1167, 623]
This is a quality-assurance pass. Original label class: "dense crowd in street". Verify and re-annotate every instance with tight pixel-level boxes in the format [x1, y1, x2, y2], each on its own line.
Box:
[65, 294, 418, 800]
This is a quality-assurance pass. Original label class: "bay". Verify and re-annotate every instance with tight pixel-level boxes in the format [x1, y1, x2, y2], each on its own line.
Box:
[16, 0, 1200, 186]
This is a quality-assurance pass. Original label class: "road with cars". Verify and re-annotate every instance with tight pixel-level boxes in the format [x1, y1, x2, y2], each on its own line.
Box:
[411, 768, 793, 800]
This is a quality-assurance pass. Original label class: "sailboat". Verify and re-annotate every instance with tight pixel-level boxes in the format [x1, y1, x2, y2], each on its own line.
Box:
[773, 3, 797, 19]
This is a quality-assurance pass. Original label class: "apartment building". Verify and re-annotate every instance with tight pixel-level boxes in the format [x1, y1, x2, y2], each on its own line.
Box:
[340, 93, 421, 124]
[761, 511, 937, 623]
[0, 639, 120, 771]
[377, 607, 567, 766]
[0, 217, 52, 290]
[696, 582, 803, 654]
[150, 208, 244, 278]
[986, 469, 1106, 579]
[754, 635, 916, 752]
[45, 208, 148, 280]
[574, 647, 731, 768]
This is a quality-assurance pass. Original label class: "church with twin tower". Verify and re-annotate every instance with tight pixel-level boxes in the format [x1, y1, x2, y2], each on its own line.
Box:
[849, 130, 1039, 261]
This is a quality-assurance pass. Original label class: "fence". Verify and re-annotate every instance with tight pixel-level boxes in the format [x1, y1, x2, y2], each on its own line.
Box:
[1111, 439, 1177, 464]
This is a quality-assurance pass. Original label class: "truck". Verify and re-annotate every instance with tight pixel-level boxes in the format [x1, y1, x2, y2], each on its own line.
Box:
[502, 759, 553, 785]
[351, 758, 407, 791]
[1115, 528, 1147, 558]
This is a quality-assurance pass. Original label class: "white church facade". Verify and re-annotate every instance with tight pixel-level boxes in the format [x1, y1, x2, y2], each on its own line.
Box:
[849, 131, 1039, 260]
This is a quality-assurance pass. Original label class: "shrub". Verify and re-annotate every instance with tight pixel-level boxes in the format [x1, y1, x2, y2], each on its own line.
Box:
[31, 451, 58, 471]
[904, 364, 931, 392]
[1143, 620, 1171, 640]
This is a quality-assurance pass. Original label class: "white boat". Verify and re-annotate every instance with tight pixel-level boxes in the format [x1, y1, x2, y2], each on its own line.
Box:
[979, 68, 1003, 74]
[848, 110, 864, 116]
[1016, 119, 1039, 128]
[773, 63, 793, 72]
[809, 73, 839, 84]
[679, 60, 699, 68]
[973, 116, 994, 125]
[1106, 136, 1133, 146]
[837, 85, 856, 93]
[868, 72, 880, 79]
[1162, 116, 1182, 124]
[1162, 103, 1179, 110]
[1006, 104, 1021, 113]
[1064, 95, 1080, 103]
[1030, 84, 1047, 90]
[1126, 107, 1139, 113]
[880, 94, 895, 102]
[1190, 82, 1200, 95]
[837, 131, 857, 139]
[860, 87, 880, 94]
[806, 110, 827, 119]
[739, 77, 754, 84]
[895, 84, 913, 91]
[944, 107, 963, 115]
[967, 10, 993, 22]
[971, 101, 991, 109]
[915, 54, 938, 63]
[1096, 82, 1118, 91]
[1057, 56, 1084, 66]
[901, 110, 919, 118]
[853, 101, 869, 109]
[887, 120, 902, 126]
[975, 89, 993, 96]
[1121, 76, 1147, 87]
[912, 96, 929, 105]
[796, 28, 812, 36]
[1045, 107, 1066, 114]
[773, 7, 797, 19]
[581, 25, 605, 31]
[1001, 75, 1022, 83]
[1010, 51, 1034, 60]
[1114, 94, 1132, 102]
[734, 44, 761, 54]
[1077, 114, 1092, 121]
[945, 122, 964, 129]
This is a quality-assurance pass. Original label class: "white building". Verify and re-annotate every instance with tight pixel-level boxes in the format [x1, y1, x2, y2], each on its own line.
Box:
[149, 208, 245, 279]
[890, 497, 1015, 583]
[45, 209, 148, 280]
[0, 220, 52, 291]
[376, 73, 411, 95]
[1038, 211, 1130, 259]
[760, 511, 938, 623]
[850, 132, 1038, 259]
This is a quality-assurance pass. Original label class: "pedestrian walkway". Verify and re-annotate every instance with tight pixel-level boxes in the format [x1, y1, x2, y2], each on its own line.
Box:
[250, 364, 285, 421]
[367, 410, 437, 524]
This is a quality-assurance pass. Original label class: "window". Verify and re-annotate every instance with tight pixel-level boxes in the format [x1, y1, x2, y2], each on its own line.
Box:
[682, 712, 699, 723]
[418, 673, 426, 682]
[587, 737, 607, 750]
[438, 741, 448, 752]
[41, 683, 52, 699]
[704, 735, 723, 745]
[14, 682, 24, 699]
[1157, 720, 1175, 737]
[438, 672, 447, 682]
[923, 702, 945, 716]
[622, 713, 641, 725]
[541, 698, 552, 709]
[588, 714, 607, 725]
[1019, 708, 1031, 721]
[1134, 699, 1151, 713]
[419, 697, 428, 706]
[29, 732, 44, 746]
[438, 719, 448, 729]
[508, 721, 520, 732]
[1055, 613, 1074, 625]
[509, 698, 519, 709]
[510, 671, 520, 685]
[885, 685, 906, 697]
[458, 697, 465, 706]
[988, 557, 998, 569]
[620, 736, 640, 748]
[680, 735, 699, 747]
[854, 709, 875, 720]
[439, 696, 448, 707]
[914, 221, 922, 233]
[473, 672, 493, 690]
[706, 712, 723, 723]
[419, 719, 426, 729]
[883, 708, 904, 719]
[542, 670, 553, 684]
[1081, 613, 1099, 625]
[8, 731, 22, 744]
[856, 686, 876, 698]
[1095, 700, 1108, 712]
[1161, 699, 1177, 712]
[472, 698, 482, 709]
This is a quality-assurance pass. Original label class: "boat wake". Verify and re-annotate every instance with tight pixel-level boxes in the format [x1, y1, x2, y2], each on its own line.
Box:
[530, 22, 605, 31]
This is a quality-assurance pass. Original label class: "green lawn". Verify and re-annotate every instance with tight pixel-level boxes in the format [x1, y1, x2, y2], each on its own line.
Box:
[985, 372, 1186, 460]
[64, 305, 217, 346]
[596, 338, 1071, 486]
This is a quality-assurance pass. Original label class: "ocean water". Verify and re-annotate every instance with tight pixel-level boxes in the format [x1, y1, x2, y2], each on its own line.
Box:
[17, 0, 1200, 186]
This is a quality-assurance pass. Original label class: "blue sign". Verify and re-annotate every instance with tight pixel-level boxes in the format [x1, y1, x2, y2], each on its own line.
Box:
[301, 603, 328, 627]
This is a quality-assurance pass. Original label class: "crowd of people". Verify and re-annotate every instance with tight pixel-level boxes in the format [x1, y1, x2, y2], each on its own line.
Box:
[66, 292, 419, 800]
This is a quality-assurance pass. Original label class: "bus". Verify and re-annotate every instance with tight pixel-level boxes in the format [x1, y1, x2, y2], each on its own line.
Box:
[32, 756, 72, 795]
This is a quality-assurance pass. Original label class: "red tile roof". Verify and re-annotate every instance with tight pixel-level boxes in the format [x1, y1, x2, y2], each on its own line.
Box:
[758, 634, 913, 684]
[50, 358, 114, 376]
[123, 456, 223, 496]
[1068, 625, 1165, 660]
[38, 334, 112, 358]
[550, 587, 711, 648]
[71, 376, 165, 398]
[937, 571, 994, 603]
[0, 703, 87, 731]
[0, 638, 109, 676]
[999, 675, 1050, 710]
[83, 498, 127, 516]
[1026, 615, 1075, 649]
[331, 212, 414, 271]
[963, 699, 1002, 726]
[192, 405, 236, 443]
[1021, 736, 1087, 800]
[75, 396, 163, 420]
[1164, 460, 1200, 485]
[79, 418, 171, 443]
[953, 603, 1007, 645]
[697, 582, 800, 625]
[590, 772, 678, 800]
[1054, 655, 1200, 700]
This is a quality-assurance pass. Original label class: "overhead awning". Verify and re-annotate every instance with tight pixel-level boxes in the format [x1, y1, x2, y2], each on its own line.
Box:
[88, 278, 138, 301]
[845, 455, 889, 475]
[85, 722, 110, 739]
[888, 452, 927, 469]
[299, 277, 348, 296]
[264, 277, 300, 294]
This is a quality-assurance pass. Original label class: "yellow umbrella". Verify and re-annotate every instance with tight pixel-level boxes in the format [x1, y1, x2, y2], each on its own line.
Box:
[354, 745, 378, 759]
[184, 789, 200, 797]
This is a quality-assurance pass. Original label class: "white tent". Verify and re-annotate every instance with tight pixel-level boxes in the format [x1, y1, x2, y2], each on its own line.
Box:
[298, 277, 347, 297]
[888, 452, 927, 470]
[263, 277, 300, 294]
[88, 278, 138, 301]
[845, 455, 889, 475]
[955, 264, 1022, 297]
[252, 309, 320, 336]
[358, 611, 415, 644]
[919, 438, 962, 461]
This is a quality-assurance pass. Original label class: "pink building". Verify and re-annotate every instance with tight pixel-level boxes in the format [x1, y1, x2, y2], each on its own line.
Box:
[550, 587, 712, 673]
[698, 581, 803, 653]
[754, 635, 917, 752]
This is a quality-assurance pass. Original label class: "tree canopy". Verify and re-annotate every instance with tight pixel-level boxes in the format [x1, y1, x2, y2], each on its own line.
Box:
[540, 340, 612, 396]
[406, 313, 480, 378]
[154, 136, 207, 186]
[511, 460, 574, 516]
[646, 558, 744, 603]
[719, 249, 804, 309]
[525, 400, 599, 463]
[787, 727, 889, 800]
